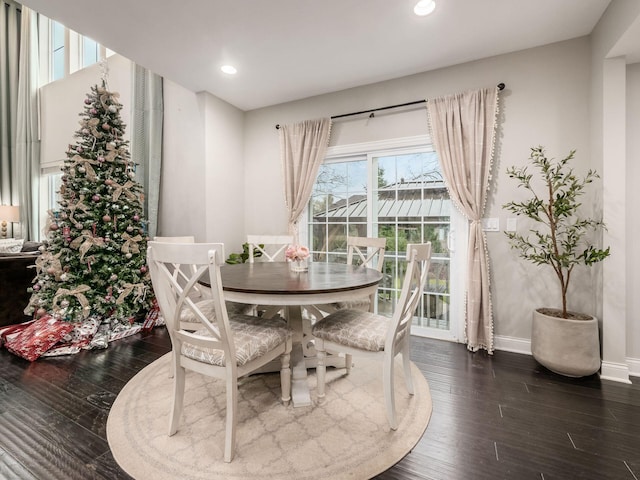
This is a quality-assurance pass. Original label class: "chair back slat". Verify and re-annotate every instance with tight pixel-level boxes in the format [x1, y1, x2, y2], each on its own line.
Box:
[386, 242, 431, 351]
[247, 234, 294, 263]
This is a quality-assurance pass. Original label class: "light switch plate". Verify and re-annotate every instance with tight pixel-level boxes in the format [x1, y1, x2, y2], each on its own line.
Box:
[482, 218, 499, 232]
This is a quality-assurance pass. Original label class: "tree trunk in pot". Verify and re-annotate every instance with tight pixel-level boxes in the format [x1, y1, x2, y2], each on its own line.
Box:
[531, 308, 600, 377]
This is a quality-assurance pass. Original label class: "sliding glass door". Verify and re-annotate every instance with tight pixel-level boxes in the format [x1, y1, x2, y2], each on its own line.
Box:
[306, 140, 466, 341]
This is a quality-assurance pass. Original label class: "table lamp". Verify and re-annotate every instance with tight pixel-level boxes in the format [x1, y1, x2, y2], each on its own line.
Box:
[0, 205, 20, 238]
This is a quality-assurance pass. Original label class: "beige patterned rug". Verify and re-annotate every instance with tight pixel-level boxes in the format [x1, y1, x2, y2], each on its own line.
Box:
[107, 353, 432, 480]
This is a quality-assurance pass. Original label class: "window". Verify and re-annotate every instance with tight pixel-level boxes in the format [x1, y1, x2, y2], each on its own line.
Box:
[40, 16, 113, 85]
[82, 36, 99, 68]
[38, 18, 117, 236]
[51, 20, 65, 81]
[306, 137, 466, 340]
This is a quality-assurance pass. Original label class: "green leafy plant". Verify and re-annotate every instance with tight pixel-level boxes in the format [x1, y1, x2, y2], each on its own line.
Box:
[503, 146, 610, 319]
[225, 242, 263, 264]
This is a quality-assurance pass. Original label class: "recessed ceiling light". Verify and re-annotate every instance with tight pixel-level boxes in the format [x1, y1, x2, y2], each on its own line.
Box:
[414, 0, 436, 16]
[221, 65, 237, 75]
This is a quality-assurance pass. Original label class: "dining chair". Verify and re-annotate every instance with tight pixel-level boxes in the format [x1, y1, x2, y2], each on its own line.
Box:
[246, 234, 294, 319]
[315, 236, 387, 315]
[312, 242, 431, 430]
[147, 241, 292, 462]
[246, 234, 293, 263]
[153, 236, 254, 325]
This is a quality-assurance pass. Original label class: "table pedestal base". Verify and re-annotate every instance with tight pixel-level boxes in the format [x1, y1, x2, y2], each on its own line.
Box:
[251, 305, 345, 407]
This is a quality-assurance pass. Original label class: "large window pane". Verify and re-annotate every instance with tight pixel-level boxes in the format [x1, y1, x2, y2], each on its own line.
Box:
[51, 21, 65, 81]
[82, 36, 99, 67]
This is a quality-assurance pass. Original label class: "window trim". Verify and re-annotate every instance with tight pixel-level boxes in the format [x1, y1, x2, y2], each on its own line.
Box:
[324, 135, 433, 160]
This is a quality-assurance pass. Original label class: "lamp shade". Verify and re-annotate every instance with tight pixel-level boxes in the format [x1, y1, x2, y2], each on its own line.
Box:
[0, 205, 20, 222]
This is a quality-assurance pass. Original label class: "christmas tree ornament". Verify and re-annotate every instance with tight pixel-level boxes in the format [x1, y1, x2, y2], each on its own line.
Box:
[109, 105, 117, 113]
[102, 214, 111, 222]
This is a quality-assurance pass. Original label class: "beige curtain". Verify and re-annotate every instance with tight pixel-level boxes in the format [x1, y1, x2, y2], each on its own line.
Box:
[0, 1, 20, 225]
[16, 5, 40, 240]
[427, 87, 499, 353]
[131, 64, 163, 239]
[279, 118, 332, 243]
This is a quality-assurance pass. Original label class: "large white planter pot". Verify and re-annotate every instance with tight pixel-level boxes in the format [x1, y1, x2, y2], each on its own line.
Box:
[531, 308, 601, 377]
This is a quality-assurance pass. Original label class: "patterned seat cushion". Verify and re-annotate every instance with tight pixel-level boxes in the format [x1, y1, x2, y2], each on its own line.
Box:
[333, 297, 371, 311]
[181, 315, 290, 366]
[179, 299, 255, 324]
[314, 297, 370, 316]
[312, 309, 391, 352]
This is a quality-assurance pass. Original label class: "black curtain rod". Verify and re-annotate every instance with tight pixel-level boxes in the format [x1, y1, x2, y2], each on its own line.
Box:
[275, 82, 505, 129]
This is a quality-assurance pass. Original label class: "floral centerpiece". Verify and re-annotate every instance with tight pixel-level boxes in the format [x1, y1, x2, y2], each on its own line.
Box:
[285, 245, 310, 272]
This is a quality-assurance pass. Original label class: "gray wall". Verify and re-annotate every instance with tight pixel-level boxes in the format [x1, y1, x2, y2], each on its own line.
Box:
[243, 37, 594, 346]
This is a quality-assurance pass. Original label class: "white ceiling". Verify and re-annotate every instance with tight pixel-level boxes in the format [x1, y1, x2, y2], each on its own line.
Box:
[20, 0, 612, 111]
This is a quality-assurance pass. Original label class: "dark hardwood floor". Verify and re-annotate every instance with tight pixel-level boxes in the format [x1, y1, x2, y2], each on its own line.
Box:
[1, 327, 638, 480]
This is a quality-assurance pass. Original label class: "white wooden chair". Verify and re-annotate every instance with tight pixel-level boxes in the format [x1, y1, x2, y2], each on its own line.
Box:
[312, 242, 431, 430]
[153, 236, 207, 300]
[316, 236, 386, 314]
[311, 236, 386, 369]
[246, 234, 294, 263]
[153, 236, 254, 325]
[246, 234, 294, 319]
[147, 241, 292, 462]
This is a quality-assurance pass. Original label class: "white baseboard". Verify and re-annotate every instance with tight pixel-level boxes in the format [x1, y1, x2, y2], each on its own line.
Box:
[493, 335, 531, 355]
[494, 335, 639, 381]
[600, 361, 632, 384]
[627, 357, 640, 378]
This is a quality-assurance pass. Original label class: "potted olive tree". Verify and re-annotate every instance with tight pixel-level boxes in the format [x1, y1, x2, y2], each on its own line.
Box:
[503, 146, 610, 377]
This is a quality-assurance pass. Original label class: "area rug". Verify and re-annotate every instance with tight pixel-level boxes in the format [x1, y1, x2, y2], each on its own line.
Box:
[107, 353, 432, 480]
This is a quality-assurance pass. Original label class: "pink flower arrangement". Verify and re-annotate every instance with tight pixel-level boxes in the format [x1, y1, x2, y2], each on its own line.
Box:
[285, 245, 310, 262]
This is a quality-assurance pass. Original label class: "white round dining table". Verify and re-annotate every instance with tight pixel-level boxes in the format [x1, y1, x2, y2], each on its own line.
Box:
[220, 261, 383, 407]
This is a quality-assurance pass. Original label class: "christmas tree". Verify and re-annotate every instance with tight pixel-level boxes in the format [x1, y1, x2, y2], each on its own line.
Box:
[25, 81, 154, 326]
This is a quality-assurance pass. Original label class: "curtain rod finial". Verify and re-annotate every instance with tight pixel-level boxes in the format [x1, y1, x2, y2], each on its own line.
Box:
[275, 124, 280, 130]
[497, 83, 505, 91]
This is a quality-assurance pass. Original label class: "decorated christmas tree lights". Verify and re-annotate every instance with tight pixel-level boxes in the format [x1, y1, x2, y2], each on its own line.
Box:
[25, 81, 154, 327]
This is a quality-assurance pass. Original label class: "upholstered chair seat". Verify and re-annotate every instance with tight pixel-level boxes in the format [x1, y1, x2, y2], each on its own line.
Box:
[182, 315, 289, 366]
[312, 243, 431, 430]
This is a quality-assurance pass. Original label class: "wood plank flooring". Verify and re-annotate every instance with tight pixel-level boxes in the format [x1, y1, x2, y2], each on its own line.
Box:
[1, 327, 638, 480]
